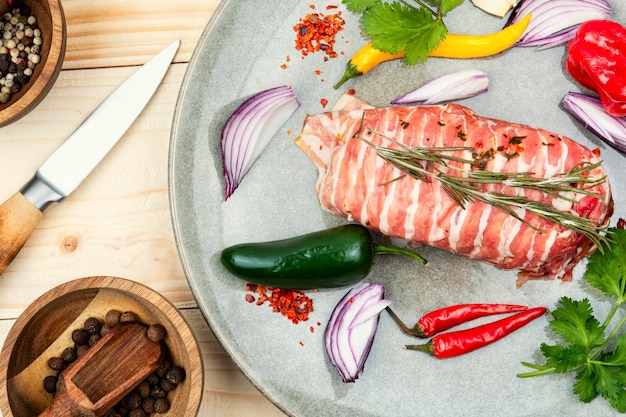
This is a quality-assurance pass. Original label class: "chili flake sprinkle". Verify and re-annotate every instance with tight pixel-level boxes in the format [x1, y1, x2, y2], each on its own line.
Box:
[293, 9, 345, 59]
[245, 283, 314, 324]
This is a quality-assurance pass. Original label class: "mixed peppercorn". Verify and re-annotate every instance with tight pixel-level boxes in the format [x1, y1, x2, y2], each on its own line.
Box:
[0, 1, 42, 104]
[43, 310, 186, 416]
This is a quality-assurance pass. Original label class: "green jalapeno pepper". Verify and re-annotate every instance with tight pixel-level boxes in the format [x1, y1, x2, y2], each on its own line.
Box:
[220, 224, 427, 290]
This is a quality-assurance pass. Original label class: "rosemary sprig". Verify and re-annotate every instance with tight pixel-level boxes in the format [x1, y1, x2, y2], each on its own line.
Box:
[356, 127, 610, 249]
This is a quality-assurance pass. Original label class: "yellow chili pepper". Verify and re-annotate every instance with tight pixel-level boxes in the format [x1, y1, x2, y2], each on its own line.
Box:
[334, 14, 532, 89]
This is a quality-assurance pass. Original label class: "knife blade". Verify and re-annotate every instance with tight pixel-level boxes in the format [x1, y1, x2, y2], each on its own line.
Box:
[0, 40, 180, 275]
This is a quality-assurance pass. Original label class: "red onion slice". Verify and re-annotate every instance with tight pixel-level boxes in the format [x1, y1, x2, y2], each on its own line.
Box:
[506, 0, 611, 49]
[562, 91, 626, 153]
[221, 86, 300, 200]
[324, 282, 391, 383]
[391, 70, 489, 105]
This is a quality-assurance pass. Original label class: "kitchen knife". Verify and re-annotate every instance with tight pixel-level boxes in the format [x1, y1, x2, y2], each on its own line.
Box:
[0, 40, 180, 275]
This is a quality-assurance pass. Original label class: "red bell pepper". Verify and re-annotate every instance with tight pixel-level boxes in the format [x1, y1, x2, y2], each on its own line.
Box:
[566, 20, 626, 118]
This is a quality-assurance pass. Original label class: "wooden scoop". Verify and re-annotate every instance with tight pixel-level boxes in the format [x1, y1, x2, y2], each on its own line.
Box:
[38, 322, 164, 417]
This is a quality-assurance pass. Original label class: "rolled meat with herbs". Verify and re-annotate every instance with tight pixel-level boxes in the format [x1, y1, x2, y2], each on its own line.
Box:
[295, 95, 613, 286]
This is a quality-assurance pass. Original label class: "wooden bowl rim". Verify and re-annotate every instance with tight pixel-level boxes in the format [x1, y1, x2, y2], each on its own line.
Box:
[0, 0, 67, 127]
[0, 276, 203, 417]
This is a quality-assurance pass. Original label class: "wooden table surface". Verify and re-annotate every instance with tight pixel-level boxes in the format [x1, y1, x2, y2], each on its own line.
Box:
[0, 0, 285, 415]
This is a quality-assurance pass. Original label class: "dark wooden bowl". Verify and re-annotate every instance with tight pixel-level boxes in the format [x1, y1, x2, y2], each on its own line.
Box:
[0, 276, 203, 417]
[0, 0, 66, 127]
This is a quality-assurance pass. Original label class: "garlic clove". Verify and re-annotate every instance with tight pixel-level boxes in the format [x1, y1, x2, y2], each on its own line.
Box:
[471, 0, 519, 17]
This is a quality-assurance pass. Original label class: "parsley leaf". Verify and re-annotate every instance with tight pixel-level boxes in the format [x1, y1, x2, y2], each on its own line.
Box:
[549, 298, 605, 349]
[573, 365, 599, 403]
[540, 343, 587, 373]
[343, 0, 464, 65]
[362, 2, 446, 64]
[605, 333, 626, 367]
[519, 227, 626, 414]
[439, 0, 465, 15]
[584, 229, 626, 301]
[343, 0, 378, 13]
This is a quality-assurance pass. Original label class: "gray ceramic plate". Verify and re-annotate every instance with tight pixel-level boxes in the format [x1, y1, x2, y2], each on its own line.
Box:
[169, 2, 626, 416]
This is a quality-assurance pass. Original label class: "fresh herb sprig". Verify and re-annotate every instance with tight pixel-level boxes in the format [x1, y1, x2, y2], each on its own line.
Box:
[342, 0, 464, 64]
[355, 126, 610, 249]
[519, 227, 626, 413]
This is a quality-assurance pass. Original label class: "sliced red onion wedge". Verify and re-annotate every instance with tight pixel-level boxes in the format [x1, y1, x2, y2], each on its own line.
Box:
[391, 70, 489, 105]
[505, 0, 611, 49]
[562, 91, 626, 153]
[324, 282, 391, 383]
[221, 85, 300, 200]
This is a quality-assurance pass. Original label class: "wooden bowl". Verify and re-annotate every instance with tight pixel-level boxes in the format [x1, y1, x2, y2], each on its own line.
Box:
[0, 276, 203, 417]
[0, 0, 66, 127]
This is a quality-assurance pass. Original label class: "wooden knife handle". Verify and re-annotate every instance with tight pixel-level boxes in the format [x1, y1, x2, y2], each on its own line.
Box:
[0, 192, 44, 275]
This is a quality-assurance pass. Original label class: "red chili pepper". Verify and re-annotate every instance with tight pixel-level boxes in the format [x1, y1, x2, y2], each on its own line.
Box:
[385, 303, 529, 338]
[404, 307, 547, 359]
[566, 20, 626, 117]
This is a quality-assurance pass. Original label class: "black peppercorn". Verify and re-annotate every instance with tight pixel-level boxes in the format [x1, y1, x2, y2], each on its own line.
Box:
[61, 346, 77, 363]
[105, 310, 121, 327]
[141, 397, 155, 413]
[100, 324, 112, 337]
[155, 362, 170, 378]
[43, 375, 58, 393]
[166, 366, 186, 384]
[120, 311, 139, 323]
[0, 55, 9, 72]
[159, 378, 176, 392]
[153, 398, 171, 413]
[135, 381, 151, 399]
[146, 324, 166, 342]
[72, 328, 90, 346]
[122, 392, 142, 410]
[116, 405, 129, 415]
[76, 344, 90, 358]
[84, 317, 102, 335]
[88, 334, 101, 346]
[150, 384, 167, 400]
[47, 356, 64, 371]
[146, 372, 160, 386]
[128, 409, 148, 417]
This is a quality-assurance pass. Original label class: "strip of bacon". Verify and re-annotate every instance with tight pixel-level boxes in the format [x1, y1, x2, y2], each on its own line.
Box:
[295, 95, 612, 286]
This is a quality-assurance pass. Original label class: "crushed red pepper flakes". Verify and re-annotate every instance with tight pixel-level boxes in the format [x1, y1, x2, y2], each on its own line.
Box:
[347, 88, 356, 95]
[320, 98, 329, 108]
[293, 8, 345, 60]
[245, 283, 314, 325]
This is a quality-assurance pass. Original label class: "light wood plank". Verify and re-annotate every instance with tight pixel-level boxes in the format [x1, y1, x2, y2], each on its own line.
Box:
[61, 0, 217, 69]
